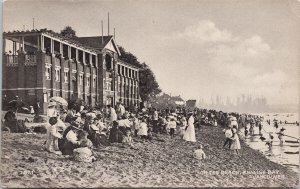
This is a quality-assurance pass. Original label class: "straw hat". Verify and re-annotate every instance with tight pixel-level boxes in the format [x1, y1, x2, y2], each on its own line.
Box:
[48, 101, 57, 108]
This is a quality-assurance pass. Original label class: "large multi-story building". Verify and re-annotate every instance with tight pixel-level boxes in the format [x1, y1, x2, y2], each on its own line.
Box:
[2, 29, 140, 113]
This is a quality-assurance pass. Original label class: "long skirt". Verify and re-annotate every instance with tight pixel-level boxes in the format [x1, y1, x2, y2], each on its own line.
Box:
[183, 124, 196, 142]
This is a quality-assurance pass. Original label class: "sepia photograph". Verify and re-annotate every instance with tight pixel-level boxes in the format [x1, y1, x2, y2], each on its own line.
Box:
[1, 0, 299, 188]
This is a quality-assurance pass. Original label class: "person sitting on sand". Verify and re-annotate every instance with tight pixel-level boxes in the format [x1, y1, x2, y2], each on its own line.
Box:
[45, 117, 63, 155]
[73, 130, 96, 163]
[109, 121, 124, 143]
[59, 117, 82, 155]
[230, 127, 241, 155]
[193, 144, 206, 160]
[122, 130, 134, 147]
[95, 114, 106, 132]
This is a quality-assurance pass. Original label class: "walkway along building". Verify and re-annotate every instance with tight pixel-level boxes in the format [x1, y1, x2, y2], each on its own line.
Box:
[2, 29, 140, 113]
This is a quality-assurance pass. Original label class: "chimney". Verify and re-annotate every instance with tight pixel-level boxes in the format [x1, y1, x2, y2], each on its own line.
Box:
[114, 28, 115, 40]
[101, 20, 104, 44]
[108, 12, 110, 36]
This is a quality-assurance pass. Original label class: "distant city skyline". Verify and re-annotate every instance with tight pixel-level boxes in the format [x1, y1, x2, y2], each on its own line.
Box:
[3, 0, 300, 108]
[196, 94, 298, 113]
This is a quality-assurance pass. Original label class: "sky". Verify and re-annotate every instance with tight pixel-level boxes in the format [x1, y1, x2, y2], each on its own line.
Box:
[3, 0, 300, 107]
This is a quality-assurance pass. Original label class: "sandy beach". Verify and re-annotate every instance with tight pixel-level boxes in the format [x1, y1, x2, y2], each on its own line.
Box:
[0, 125, 298, 188]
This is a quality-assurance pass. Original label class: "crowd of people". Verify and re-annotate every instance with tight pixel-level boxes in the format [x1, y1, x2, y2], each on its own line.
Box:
[4, 98, 289, 162]
[44, 101, 202, 162]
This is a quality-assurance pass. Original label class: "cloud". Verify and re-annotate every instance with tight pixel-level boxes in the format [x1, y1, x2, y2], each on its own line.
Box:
[155, 20, 298, 105]
[169, 20, 234, 44]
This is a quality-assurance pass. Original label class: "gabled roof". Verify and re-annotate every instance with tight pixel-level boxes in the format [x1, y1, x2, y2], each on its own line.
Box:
[75, 36, 121, 55]
[75, 36, 112, 49]
[171, 96, 185, 102]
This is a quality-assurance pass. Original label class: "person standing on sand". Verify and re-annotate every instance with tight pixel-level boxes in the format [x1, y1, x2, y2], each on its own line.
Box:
[45, 117, 63, 155]
[223, 126, 233, 149]
[107, 105, 117, 123]
[277, 128, 286, 145]
[138, 118, 148, 141]
[180, 116, 187, 138]
[230, 128, 241, 155]
[167, 117, 177, 138]
[183, 112, 196, 142]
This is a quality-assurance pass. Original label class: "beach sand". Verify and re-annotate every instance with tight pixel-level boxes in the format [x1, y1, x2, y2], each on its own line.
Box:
[1, 126, 298, 188]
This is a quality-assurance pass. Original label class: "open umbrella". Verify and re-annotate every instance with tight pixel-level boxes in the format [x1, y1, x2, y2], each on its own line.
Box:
[50, 96, 68, 106]
[7, 100, 28, 110]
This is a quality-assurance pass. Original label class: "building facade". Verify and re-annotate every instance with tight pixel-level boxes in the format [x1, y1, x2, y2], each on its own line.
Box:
[2, 29, 140, 113]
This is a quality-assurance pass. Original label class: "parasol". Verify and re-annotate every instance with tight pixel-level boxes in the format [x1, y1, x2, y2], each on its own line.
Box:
[50, 96, 68, 106]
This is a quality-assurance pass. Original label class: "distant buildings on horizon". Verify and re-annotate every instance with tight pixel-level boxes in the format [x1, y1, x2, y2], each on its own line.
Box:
[196, 94, 299, 113]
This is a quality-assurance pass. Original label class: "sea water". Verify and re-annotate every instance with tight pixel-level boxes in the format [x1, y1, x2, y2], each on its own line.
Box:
[242, 113, 299, 173]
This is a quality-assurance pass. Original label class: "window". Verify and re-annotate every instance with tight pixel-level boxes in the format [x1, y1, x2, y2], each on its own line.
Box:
[107, 82, 111, 91]
[64, 70, 69, 83]
[93, 76, 96, 88]
[118, 65, 120, 75]
[79, 74, 83, 85]
[87, 76, 90, 87]
[55, 68, 60, 81]
[129, 69, 132, 78]
[45, 67, 51, 80]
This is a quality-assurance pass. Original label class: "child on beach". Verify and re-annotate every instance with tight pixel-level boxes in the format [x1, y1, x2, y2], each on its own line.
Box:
[230, 128, 241, 155]
[45, 117, 63, 155]
[122, 130, 134, 147]
[193, 144, 206, 160]
[167, 118, 177, 138]
[265, 134, 274, 150]
[73, 130, 96, 163]
[138, 118, 148, 141]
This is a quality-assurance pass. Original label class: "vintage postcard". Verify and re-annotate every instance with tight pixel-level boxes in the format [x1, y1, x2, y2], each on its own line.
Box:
[1, 0, 299, 188]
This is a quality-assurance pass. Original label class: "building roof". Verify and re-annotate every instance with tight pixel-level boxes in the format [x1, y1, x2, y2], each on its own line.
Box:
[3, 29, 100, 53]
[117, 59, 140, 70]
[75, 36, 113, 50]
[171, 96, 185, 102]
[75, 36, 121, 56]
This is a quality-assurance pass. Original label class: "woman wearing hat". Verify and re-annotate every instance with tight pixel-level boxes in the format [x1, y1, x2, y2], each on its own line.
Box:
[183, 112, 196, 142]
[59, 117, 82, 155]
[47, 101, 59, 118]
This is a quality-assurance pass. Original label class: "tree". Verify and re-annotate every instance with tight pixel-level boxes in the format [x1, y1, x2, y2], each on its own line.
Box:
[60, 26, 76, 38]
[139, 63, 161, 101]
[118, 46, 142, 68]
[119, 46, 161, 101]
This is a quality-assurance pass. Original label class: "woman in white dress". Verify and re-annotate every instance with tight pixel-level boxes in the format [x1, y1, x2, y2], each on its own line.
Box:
[183, 112, 196, 142]
[230, 128, 241, 155]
